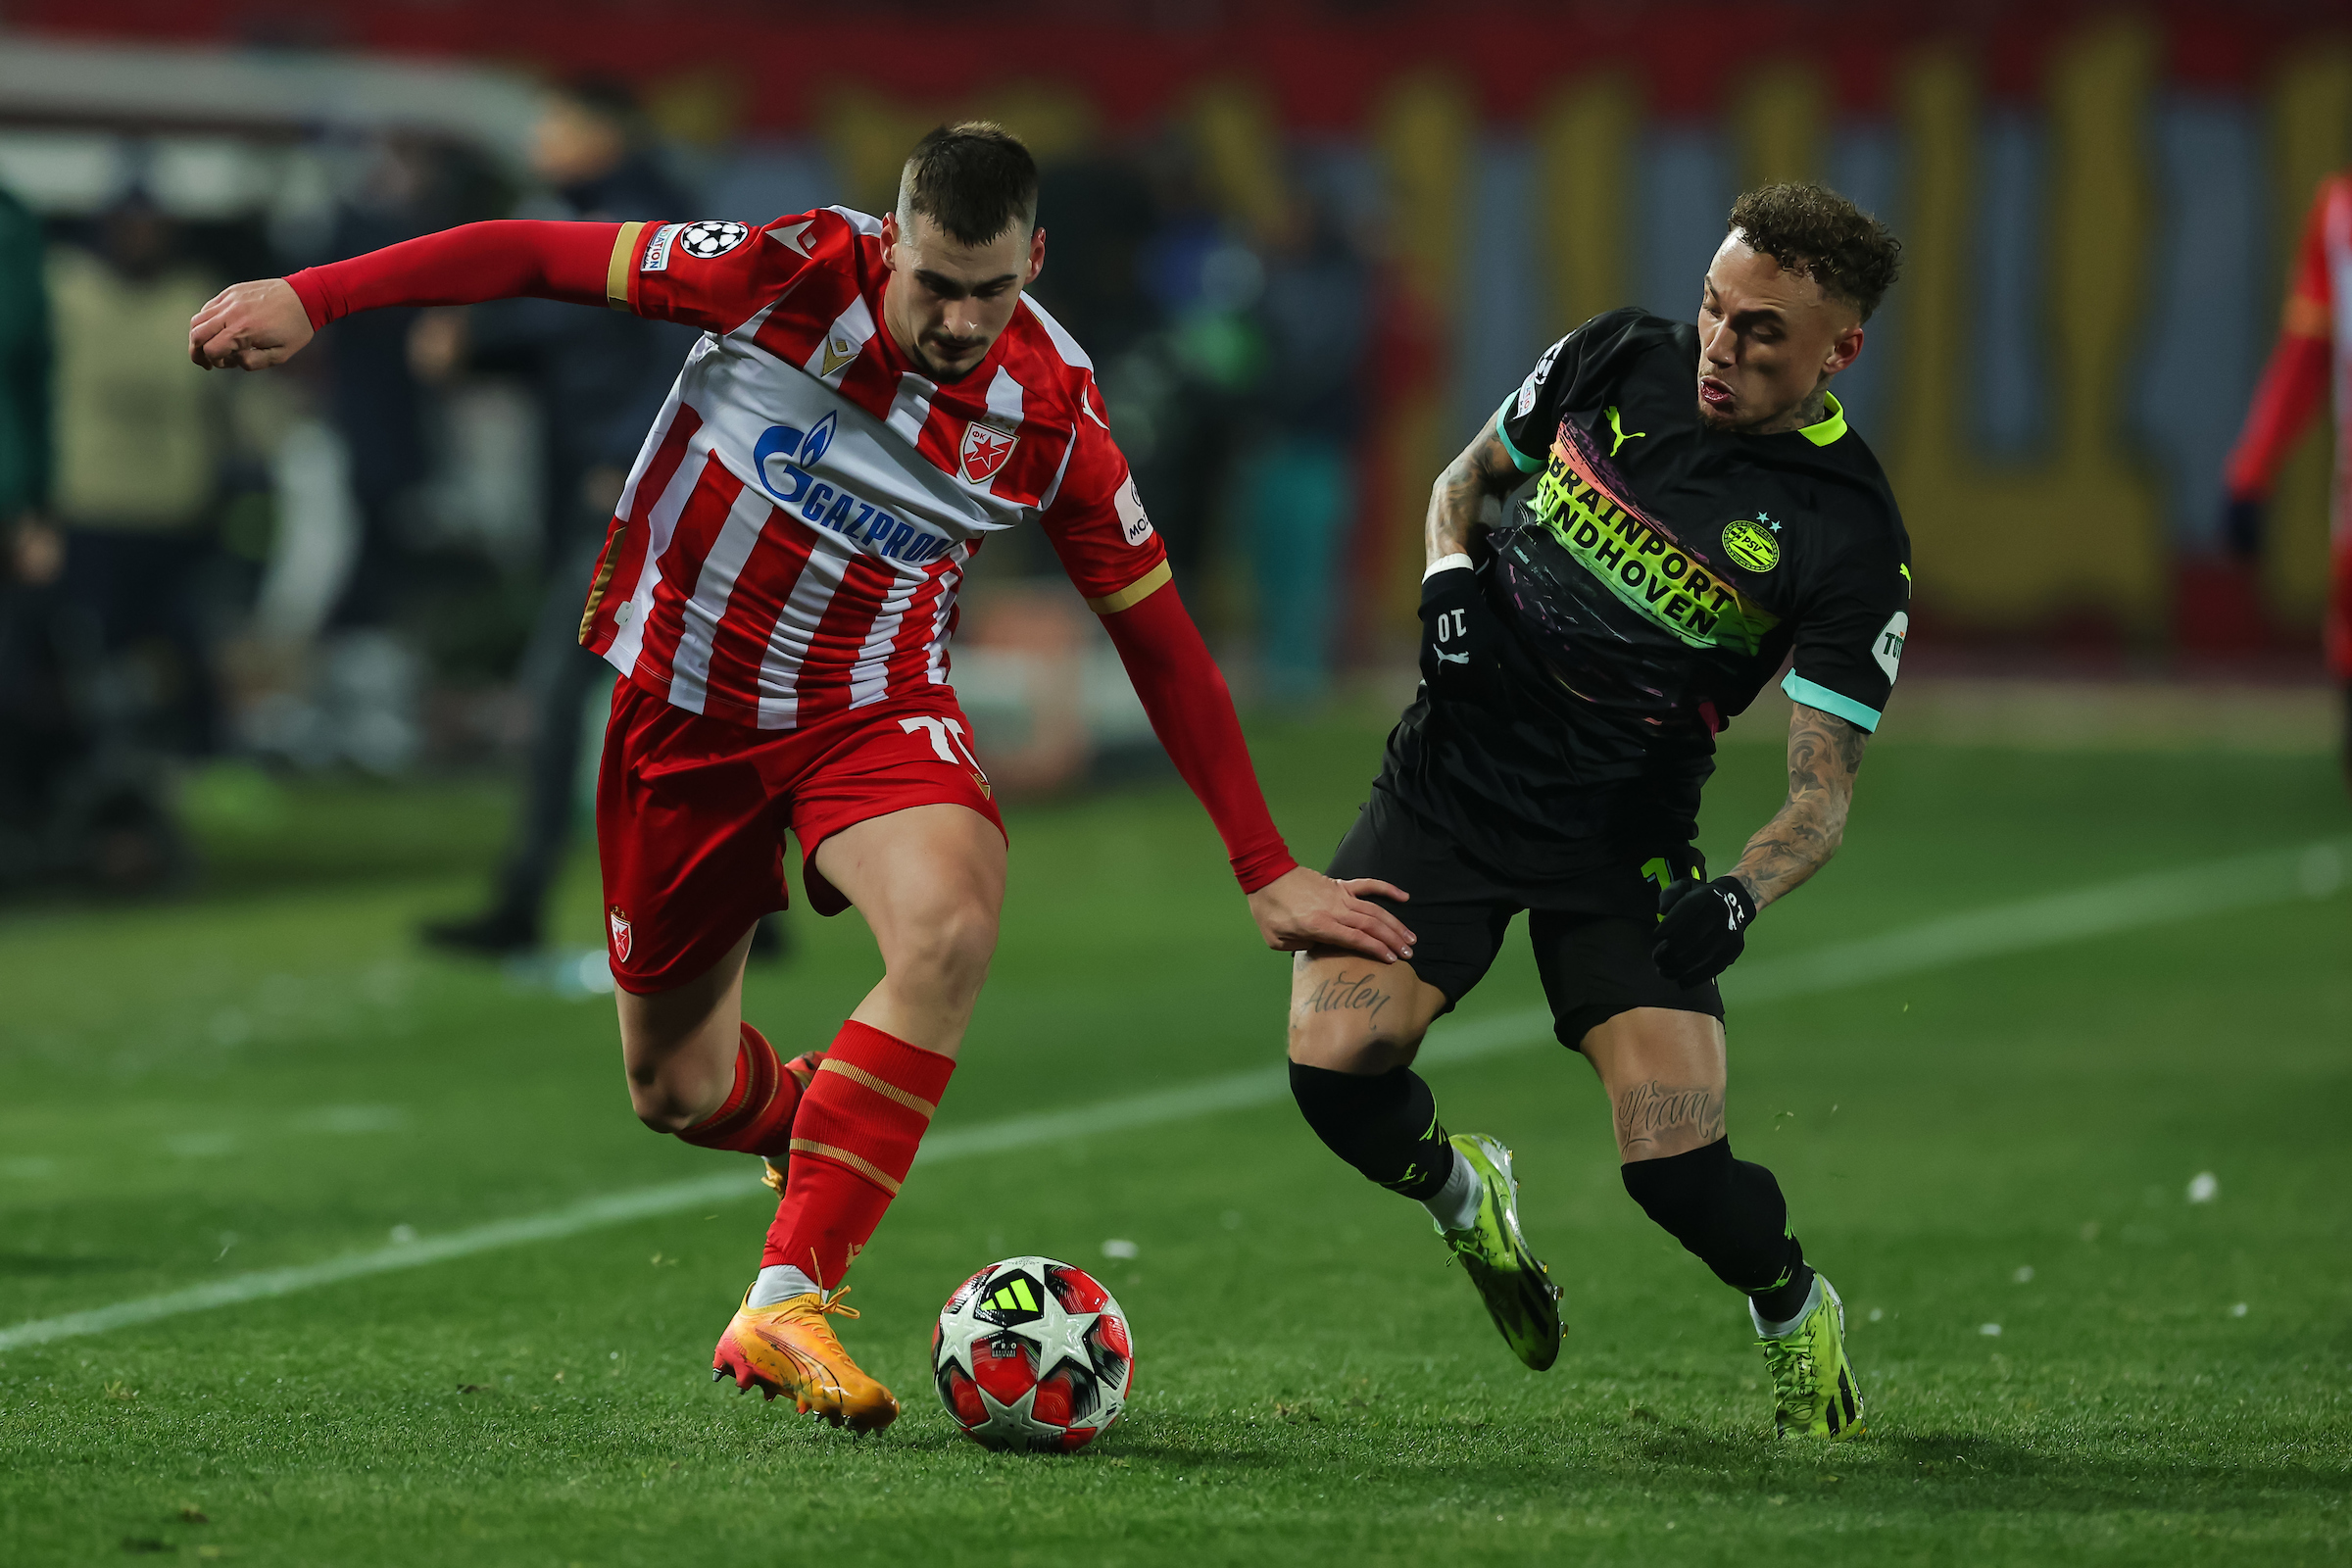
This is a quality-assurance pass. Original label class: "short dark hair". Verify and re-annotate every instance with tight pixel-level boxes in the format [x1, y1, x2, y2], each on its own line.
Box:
[899, 122, 1039, 246]
[1727, 182, 1902, 321]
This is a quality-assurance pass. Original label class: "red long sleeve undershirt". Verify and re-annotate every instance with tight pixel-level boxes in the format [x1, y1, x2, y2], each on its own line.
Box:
[286, 220, 622, 326]
[287, 219, 1296, 894]
[2225, 331, 2331, 503]
[1101, 587, 1298, 893]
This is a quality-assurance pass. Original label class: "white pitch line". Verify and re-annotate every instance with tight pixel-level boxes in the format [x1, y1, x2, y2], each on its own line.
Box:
[2, 836, 2341, 1354]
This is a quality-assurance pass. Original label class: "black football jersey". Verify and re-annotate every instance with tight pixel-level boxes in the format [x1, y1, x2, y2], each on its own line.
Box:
[1376, 307, 1911, 881]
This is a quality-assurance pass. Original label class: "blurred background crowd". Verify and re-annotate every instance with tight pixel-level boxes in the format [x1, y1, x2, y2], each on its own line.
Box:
[0, 0, 2344, 937]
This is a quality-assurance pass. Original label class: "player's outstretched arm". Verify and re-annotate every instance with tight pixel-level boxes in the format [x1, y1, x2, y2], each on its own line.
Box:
[1095, 585, 1416, 965]
[1651, 703, 1866, 986]
[190, 220, 625, 371]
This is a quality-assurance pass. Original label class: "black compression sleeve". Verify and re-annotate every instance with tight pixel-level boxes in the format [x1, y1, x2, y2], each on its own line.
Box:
[1289, 1062, 1455, 1201]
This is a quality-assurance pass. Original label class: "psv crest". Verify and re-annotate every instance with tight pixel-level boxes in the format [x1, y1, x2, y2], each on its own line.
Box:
[608, 906, 632, 963]
[958, 421, 1017, 484]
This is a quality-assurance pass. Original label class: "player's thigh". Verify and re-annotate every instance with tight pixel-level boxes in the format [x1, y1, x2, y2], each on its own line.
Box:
[809, 802, 1007, 973]
[1528, 905, 1729, 1161]
[1287, 950, 1451, 1074]
[1300, 789, 1513, 1073]
[597, 683, 790, 1125]
[597, 680, 790, 991]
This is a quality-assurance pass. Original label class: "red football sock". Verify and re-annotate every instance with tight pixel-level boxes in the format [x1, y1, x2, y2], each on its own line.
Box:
[761, 1020, 955, 1287]
[676, 1022, 803, 1158]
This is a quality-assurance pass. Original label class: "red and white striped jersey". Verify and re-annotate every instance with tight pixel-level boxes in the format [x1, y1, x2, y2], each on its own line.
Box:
[575, 209, 1168, 730]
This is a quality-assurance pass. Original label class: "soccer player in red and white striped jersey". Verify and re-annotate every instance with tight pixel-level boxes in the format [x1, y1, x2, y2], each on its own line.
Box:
[2225, 169, 2352, 787]
[191, 123, 1415, 1432]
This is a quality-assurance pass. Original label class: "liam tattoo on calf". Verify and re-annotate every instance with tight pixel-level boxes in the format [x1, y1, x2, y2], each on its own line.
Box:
[1613, 1080, 1728, 1155]
[1732, 703, 1868, 908]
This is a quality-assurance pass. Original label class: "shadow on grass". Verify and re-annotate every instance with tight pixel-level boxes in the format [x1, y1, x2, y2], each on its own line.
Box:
[1624, 1423, 2347, 1511]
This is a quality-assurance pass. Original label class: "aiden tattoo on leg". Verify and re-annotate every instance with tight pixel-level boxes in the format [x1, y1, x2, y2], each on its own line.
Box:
[1298, 970, 1394, 1026]
[1614, 1080, 1726, 1153]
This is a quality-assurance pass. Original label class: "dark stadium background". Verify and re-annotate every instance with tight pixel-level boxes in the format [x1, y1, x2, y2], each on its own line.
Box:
[0, 5, 2346, 1565]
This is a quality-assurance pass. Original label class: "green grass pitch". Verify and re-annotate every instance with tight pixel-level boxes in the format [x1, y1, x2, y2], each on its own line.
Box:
[2, 709, 2347, 1565]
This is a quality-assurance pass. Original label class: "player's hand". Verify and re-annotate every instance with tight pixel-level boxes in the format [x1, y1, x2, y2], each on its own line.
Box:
[1418, 564, 1497, 700]
[189, 279, 314, 371]
[1651, 874, 1756, 986]
[2222, 496, 2266, 563]
[1246, 865, 1416, 965]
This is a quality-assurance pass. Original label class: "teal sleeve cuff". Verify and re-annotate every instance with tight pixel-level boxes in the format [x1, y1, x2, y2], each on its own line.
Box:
[1494, 397, 1544, 473]
[1782, 672, 1883, 733]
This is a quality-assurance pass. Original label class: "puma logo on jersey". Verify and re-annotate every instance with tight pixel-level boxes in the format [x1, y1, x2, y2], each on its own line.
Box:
[1432, 650, 1470, 665]
[1604, 406, 1646, 457]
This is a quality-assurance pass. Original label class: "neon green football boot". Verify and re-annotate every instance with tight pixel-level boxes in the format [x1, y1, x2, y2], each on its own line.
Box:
[1437, 1134, 1562, 1371]
[1754, 1273, 1866, 1440]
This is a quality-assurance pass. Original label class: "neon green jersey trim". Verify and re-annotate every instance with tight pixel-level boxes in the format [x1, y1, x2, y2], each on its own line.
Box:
[1782, 671, 1880, 731]
[1494, 397, 1544, 472]
[1796, 391, 1847, 447]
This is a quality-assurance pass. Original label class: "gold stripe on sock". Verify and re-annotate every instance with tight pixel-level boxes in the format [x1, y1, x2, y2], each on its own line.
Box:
[788, 1138, 902, 1197]
[816, 1057, 938, 1119]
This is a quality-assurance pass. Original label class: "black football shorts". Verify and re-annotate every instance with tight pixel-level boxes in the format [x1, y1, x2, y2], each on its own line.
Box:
[1324, 786, 1726, 1049]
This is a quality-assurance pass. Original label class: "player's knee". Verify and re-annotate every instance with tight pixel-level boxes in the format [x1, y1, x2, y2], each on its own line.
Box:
[881, 895, 998, 1001]
[626, 1072, 719, 1135]
[621, 1048, 733, 1134]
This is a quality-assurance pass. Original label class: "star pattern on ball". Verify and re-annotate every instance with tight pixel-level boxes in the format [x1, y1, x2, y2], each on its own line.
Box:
[1010, 1281, 1102, 1382]
[932, 1275, 999, 1380]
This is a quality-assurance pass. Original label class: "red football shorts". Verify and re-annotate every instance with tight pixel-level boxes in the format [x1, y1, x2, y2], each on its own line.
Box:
[596, 675, 1005, 994]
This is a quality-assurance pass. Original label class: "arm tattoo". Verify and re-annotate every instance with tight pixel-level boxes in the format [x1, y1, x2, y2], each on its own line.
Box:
[1424, 427, 1522, 566]
[1731, 703, 1868, 909]
[1614, 1080, 1727, 1154]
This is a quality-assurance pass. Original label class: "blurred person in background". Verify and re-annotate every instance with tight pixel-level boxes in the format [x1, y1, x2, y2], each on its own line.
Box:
[417, 79, 704, 956]
[2222, 168, 2352, 791]
[0, 175, 62, 885]
[0, 179, 51, 563]
[49, 192, 224, 759]
[318, 135, 474, 632]
[1239, 177, 1369, 703]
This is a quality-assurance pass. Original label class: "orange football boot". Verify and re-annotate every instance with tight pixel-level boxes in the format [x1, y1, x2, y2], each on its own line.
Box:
[711, 1285, 899, 1433]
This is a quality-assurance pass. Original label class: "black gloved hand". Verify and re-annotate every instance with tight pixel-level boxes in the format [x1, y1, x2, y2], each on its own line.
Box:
[1652, 874, 1757, 986]
[1418, 564, 1496, 700]
[2222, 496, 2266, 563]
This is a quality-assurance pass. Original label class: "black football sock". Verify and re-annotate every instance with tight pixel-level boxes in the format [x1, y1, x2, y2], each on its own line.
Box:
[1289, 1061, 1455, 1201]
[1621, 1138, 1813, 1322]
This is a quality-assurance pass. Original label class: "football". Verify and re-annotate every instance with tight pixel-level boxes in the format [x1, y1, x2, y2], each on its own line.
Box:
[931, 1256, 1134, 1452]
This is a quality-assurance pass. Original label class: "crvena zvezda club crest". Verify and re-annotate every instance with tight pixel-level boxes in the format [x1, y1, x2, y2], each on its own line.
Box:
[608, 906, 632, 962]
[958, 421, 1016, 483]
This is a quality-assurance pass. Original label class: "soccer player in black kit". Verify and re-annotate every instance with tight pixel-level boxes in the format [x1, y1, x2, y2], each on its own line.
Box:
[1287, 184, 1906, 1440]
